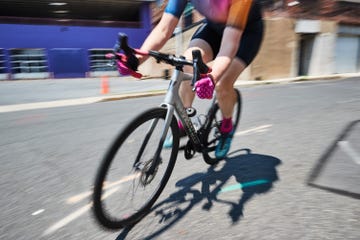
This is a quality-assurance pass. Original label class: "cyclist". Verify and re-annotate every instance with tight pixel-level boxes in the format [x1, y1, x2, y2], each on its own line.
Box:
[119, 0, 264, 159]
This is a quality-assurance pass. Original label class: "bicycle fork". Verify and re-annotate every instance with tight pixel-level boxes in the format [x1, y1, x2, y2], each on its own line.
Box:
[135, 106, 175, 184]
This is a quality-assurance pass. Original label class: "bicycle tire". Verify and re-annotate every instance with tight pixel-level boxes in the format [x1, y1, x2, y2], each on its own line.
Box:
[92, 107, 179, 229]
[202, 88, 242, 165]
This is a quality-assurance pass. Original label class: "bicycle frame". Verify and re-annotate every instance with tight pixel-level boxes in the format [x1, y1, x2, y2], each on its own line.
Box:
[115, 34, 214, 170]
[137, 67, 218, 176]
[163, 68, 218, 151]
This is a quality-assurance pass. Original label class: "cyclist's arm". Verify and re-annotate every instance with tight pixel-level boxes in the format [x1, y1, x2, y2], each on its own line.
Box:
[138, 13, 179, 64]
[211, 26, 243, 83]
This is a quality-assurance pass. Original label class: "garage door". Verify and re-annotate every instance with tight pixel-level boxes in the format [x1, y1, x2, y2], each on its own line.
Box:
[48, 48, 88, 78]
[335, 35, 360, 74]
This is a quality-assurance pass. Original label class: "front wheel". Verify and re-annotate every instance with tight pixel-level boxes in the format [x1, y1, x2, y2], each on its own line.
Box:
[202, 88, 242, 165]
[92, 107, 179, 229]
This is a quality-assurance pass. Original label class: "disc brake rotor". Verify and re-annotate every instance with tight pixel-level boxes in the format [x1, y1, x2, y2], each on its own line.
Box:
[140, 157, 162, 185]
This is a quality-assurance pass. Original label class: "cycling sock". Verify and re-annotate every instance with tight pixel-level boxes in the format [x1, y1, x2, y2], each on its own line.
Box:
[220, 117, 233, 134]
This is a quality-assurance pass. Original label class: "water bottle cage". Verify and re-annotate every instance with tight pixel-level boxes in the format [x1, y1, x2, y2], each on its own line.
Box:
[186, 107, 197, 117]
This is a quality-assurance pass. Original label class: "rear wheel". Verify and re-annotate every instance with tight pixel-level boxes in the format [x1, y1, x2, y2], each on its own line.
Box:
[202, 88, 242, 165]
[93, 107, 179, 229]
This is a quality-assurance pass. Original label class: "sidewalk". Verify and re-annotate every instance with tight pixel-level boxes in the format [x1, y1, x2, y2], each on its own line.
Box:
[0, 73, 359, 113]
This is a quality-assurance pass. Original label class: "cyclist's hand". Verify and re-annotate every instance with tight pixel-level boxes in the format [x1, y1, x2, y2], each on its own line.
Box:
[107, 53, 142, 78]
[194, 75, 215, 99]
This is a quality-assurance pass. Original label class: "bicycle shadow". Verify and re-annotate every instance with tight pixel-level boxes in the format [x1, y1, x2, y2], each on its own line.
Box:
[116, 149, 282, 240]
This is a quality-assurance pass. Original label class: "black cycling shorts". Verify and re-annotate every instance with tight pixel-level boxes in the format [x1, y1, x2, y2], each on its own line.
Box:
[191, 2, 264, 66]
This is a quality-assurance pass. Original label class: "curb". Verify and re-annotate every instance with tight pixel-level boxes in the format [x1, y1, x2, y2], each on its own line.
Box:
[235, 72, 360, 86]
[98, 90, 167, 103]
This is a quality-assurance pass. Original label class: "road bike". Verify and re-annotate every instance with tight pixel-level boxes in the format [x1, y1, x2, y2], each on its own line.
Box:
[92, 33, 242, 230]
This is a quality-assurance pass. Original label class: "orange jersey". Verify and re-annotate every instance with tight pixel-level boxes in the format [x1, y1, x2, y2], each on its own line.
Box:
[165, 0, 255, 30]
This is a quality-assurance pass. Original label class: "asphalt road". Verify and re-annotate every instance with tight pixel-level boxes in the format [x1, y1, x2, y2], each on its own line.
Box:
[0, 77, 359, 240]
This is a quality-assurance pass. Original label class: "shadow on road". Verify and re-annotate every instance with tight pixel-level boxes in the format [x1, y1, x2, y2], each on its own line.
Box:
[308, 120, 360, 199]
[116, 149, 282, 240]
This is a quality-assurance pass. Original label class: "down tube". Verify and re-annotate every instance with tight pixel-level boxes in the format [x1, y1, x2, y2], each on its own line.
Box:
[175, 101, 202, 148]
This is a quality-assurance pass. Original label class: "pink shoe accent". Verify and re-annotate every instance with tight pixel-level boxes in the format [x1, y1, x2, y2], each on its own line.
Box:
[220, 117, 233, 134]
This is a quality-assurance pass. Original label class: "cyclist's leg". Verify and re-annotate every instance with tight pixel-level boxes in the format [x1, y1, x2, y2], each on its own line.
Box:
[215, 19, 264, 159]
[217, 19, 264, 124]
[215, 58, 246, 120]
[214, 59, 245, 159]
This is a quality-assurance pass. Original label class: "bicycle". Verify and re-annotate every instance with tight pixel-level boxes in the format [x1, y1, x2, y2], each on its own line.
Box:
[92, 33, 242, 230]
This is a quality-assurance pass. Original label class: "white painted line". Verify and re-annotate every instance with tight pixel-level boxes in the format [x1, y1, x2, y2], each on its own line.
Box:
[32, 209, 45, 216]
[103, 173, 140, 189]
[66, 173, 140, 205]
[235, 124, 272, 136]
[43, 186, 120, 236]
[66, 191, 92, 205]
[337, 98, 360, 104]
[338, 141, 360, 165]
[43, 203, 92, 236]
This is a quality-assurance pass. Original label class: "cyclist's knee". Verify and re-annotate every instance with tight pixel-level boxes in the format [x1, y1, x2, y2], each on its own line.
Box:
[215, 81, 234, 99]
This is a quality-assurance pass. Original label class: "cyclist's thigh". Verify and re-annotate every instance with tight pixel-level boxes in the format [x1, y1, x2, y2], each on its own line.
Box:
[236, 0, 264, 66]
[217, 58, 246, 89]
[236, 19, 264, 66]
[183, 22, 220, 63]
[220, 18, 264, 87]
[182, 39, 213, 74]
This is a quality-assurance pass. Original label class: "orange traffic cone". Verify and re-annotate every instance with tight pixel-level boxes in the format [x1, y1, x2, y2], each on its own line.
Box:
[101, 76, 110, 94]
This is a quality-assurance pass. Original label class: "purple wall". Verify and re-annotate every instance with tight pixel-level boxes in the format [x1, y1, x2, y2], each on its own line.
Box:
[0, 24, 148, 49]
[0, 3, 153, 78]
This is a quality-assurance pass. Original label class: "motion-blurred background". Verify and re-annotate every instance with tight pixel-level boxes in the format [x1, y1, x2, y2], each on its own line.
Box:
[0, 0, 359, 80]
